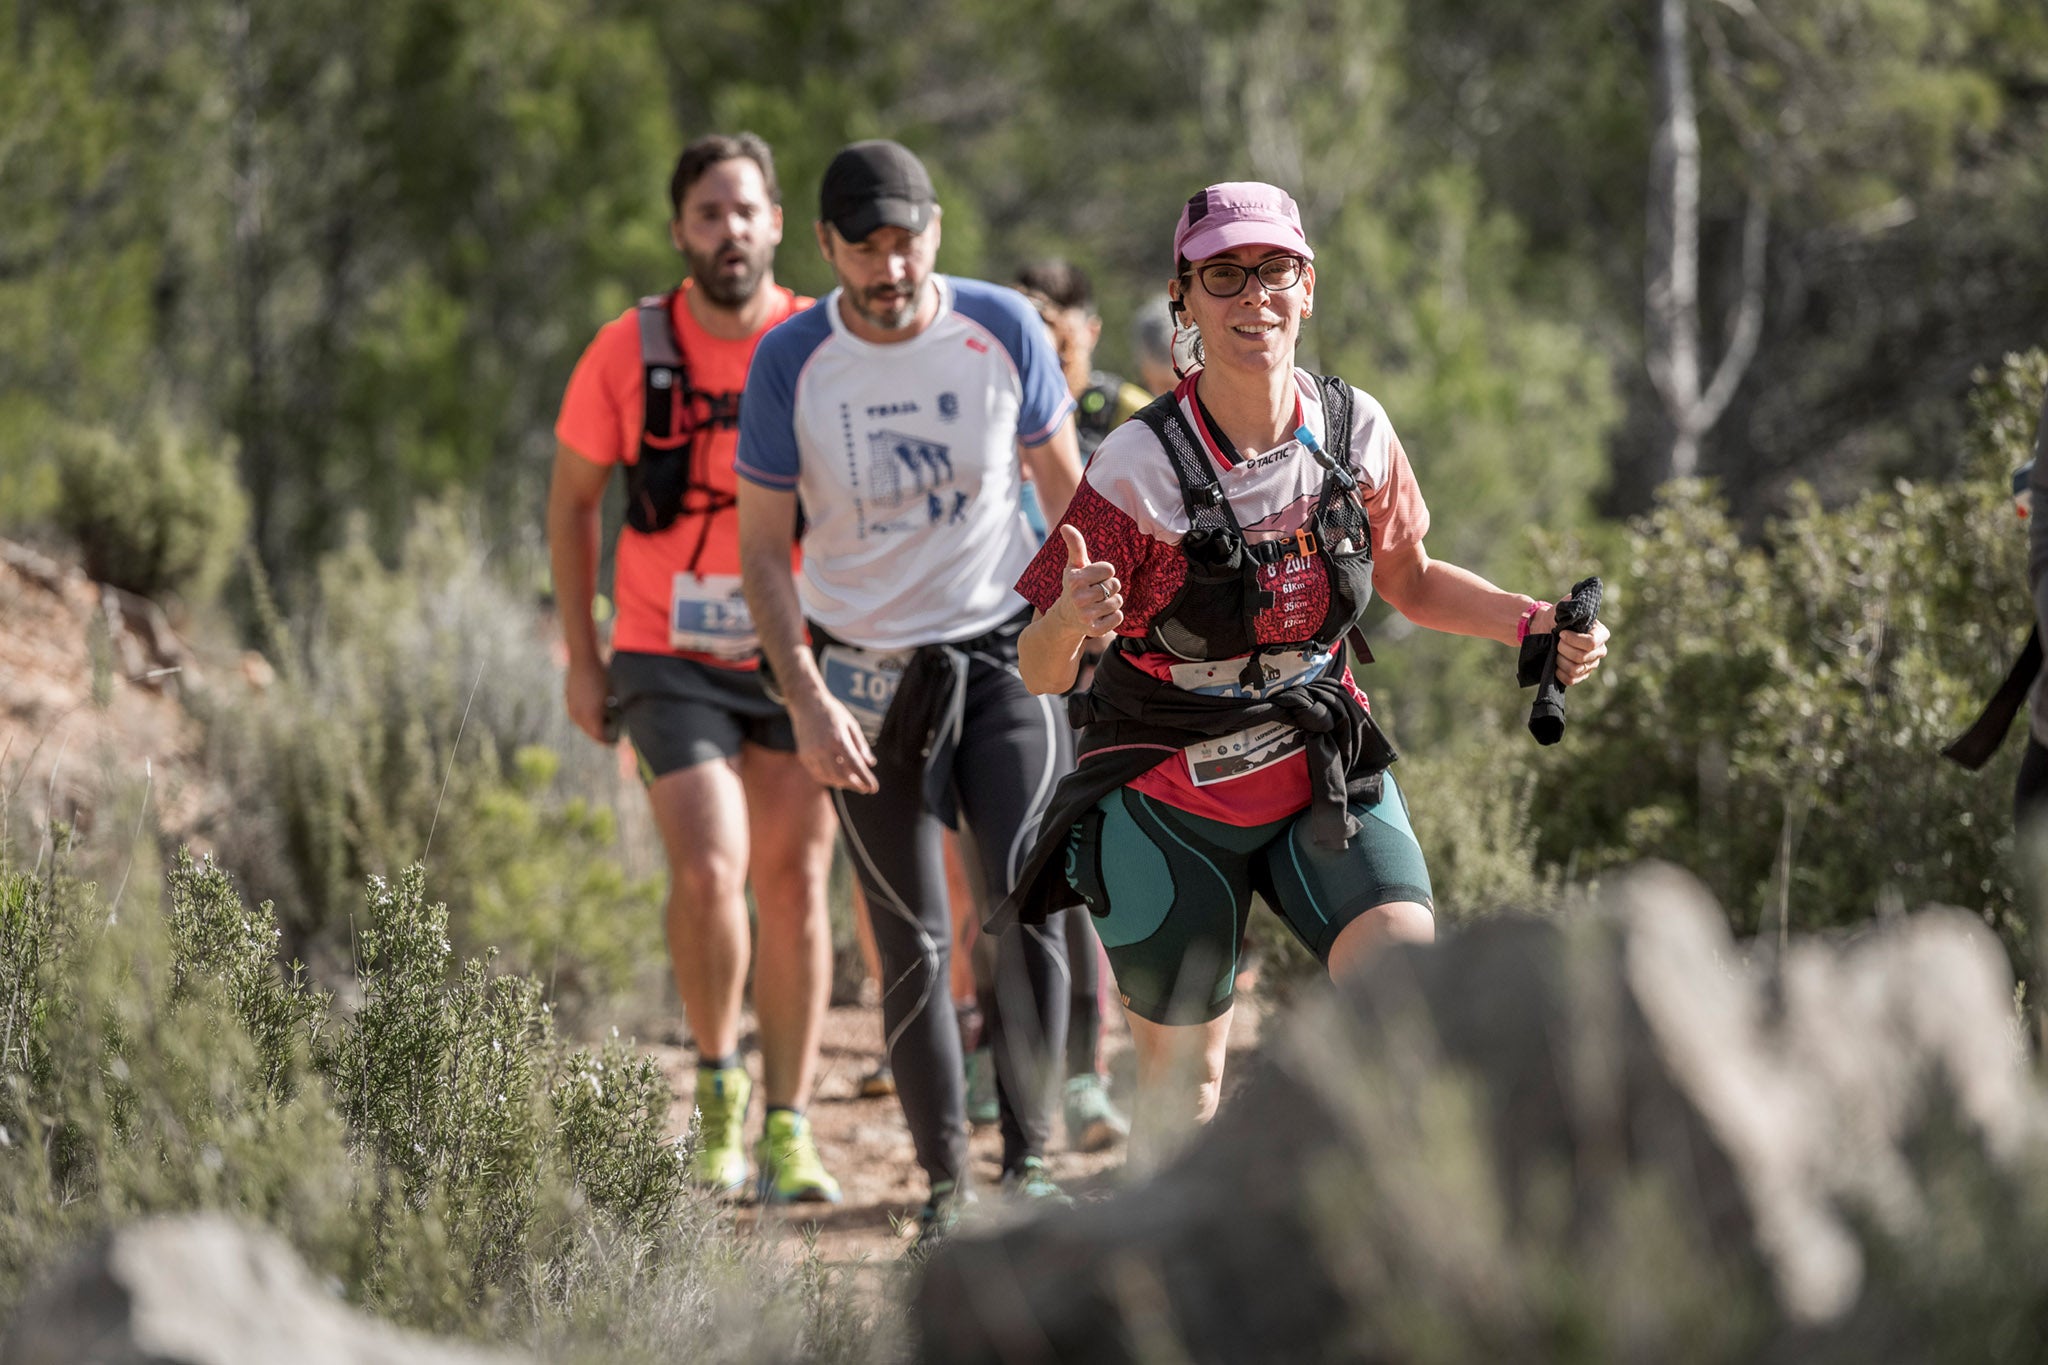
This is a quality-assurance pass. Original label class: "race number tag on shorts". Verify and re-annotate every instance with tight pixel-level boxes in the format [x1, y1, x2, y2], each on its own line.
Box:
[1183, 722, 1308, 787]
[669, 574, 757, 660]
[819, 644, 911, 742]
[1170, 650, 1325, 788]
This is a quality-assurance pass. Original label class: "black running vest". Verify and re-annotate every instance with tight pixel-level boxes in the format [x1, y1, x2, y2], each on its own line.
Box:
[1123, 376, 1376, 688]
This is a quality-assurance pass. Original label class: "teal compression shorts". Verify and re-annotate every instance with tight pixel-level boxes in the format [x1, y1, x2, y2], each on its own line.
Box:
[1062, 775, 1433, 1024]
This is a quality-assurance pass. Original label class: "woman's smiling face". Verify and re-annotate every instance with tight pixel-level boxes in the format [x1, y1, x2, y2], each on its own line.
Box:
[1172, 244, 1314, 379]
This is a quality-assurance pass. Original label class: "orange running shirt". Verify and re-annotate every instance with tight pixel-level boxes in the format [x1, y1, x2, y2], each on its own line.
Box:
[554, 281, 809, 664]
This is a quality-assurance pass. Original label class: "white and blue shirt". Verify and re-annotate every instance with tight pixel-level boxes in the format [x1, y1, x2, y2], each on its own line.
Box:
[737, 276, 1075, 650]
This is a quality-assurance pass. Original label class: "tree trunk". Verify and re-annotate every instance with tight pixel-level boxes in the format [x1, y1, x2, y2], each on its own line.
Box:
[1644, 0, 1767, 484]
[227, 0, 280, 579]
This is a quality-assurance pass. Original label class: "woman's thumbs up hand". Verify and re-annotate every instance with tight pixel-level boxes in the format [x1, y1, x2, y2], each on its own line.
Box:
[1056, 524, 1124, 640]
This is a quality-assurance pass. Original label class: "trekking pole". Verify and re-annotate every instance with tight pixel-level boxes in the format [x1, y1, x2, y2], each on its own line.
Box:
[1524, 577, 1602, 746]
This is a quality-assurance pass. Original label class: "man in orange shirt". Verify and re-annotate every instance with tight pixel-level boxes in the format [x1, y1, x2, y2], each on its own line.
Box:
[547, 133, 840, 1204]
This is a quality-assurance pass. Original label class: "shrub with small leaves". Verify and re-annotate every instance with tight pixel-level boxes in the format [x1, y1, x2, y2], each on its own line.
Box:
[552, 1031, 688, 1240]
[327, 866, 555, 1309]
[166, 852, 328, 1100]
[0, 868, 68, 1140]
[50, 414, 247, 602]
[0, 854, 874, 1359]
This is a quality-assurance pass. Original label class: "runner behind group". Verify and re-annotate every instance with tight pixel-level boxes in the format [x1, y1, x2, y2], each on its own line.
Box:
[546, 132, 841, 1205]
[1131, 294, 1180, 398]
[1014, 259, 1152, 462]
[2018, 386, 2048, 824]
[736, 140, 1088, 1245]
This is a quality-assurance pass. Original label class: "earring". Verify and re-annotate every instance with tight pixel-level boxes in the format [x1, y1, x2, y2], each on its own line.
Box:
[1303, 305, 1314, 319]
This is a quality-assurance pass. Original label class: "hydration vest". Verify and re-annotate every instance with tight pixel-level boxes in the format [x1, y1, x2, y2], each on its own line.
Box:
[626, 290, 743, 573]
[1123, 376, 1376, 691]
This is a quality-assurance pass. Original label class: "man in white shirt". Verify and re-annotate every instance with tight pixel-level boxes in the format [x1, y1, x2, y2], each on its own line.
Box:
[735, 140, 1086, 1246]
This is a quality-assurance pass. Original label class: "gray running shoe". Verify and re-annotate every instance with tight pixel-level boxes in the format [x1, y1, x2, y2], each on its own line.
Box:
[1063, 1073, 1130, 1153]
[963, 1047, 999, 1127]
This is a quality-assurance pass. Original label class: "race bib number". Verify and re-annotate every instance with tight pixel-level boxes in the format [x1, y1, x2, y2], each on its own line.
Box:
[1167, 649, 1324, 699]
[819, 644, 911, 742]
[670, 574, 757, 660]
[1185, 722, 1308, 787]
[1170, 650, 1324, 787]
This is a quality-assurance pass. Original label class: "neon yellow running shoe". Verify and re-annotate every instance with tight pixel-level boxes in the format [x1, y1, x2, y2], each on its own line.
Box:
[690, 1066, 751, 1194]
[754, 1108, 843, 1206]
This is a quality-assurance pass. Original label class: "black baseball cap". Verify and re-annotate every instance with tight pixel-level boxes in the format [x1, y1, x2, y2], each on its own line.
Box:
[819, 140, 935, 242]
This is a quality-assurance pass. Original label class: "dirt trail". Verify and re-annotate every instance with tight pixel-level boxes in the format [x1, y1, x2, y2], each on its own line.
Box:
[648, 996, 1267, 1272]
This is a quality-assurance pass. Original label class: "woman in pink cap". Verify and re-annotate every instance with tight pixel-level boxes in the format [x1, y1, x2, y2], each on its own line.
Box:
[995, 181, 1610, 1146]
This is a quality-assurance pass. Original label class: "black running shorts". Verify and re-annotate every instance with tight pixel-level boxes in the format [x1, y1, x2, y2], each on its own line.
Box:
[606, 650, 795, 780]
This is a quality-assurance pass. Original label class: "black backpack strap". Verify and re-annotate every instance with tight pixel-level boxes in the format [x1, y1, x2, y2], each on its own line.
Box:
[1943, 626, 2042, 770]
[1306, 373, 1359, 496]
[1131, 392, 1237, 536]
[1317, 373, 1354, 464]
[637, 292, 683, 367]
[638, 291, 688, 451]
[627, 289, 732, 569]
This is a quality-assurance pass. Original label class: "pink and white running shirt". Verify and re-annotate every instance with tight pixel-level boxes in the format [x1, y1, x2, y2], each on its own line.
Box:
[1015, 369, 1430, 825]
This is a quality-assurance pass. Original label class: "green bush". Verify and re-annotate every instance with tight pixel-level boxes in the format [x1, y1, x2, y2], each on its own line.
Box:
[1521, 350, 2047, 948]
[198, 506, 662, 1014]
[442, 747, 665, 1020]
[49, 414, 247, 603]
[0, 851, 875, 1361]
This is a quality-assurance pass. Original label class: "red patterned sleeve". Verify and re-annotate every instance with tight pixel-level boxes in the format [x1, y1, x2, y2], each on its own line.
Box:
[1014, 479, 1173, 635]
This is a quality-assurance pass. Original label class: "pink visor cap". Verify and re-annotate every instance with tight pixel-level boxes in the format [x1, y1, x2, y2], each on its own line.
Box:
[1172, 182, 1315, 268]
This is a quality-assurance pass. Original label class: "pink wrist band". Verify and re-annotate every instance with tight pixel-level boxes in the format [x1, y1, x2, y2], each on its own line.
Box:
[1517, 600, 1551, 644]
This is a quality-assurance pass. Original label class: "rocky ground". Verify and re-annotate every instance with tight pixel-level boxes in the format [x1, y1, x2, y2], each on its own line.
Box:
[0, 541, 218, 857]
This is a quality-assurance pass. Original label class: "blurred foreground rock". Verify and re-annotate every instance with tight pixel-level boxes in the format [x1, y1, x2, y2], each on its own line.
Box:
[1, 1214, 523, 1365]
[917, 864, 2048, 1363]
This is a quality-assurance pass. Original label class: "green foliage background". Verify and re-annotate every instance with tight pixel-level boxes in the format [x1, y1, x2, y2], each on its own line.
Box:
[1409, 351, 2048, 950]
[198, 505, 665, 1018]
[10, 0, 2041, 596]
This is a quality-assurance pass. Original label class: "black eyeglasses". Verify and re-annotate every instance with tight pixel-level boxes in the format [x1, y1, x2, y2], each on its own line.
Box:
[1184, 254, 1307, 299]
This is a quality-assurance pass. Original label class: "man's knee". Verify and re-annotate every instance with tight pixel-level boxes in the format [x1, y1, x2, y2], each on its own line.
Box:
[668, 847, 747, 917]
[876, 936, 945, 1011]
[752, 864, 831, 937]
